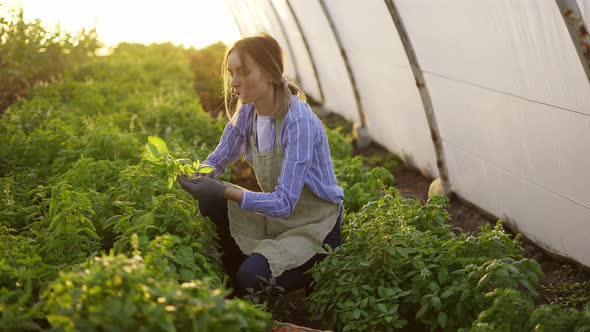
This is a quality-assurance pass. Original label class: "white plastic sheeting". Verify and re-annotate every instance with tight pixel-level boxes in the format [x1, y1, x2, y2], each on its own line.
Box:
[320, 0, 437, 174]
[281, 0, 359, 123]
[579, 0, 590, 22]
[226, 0, 590, 268]
[239, 0, 298, 81]
[226, 0, 258, 36]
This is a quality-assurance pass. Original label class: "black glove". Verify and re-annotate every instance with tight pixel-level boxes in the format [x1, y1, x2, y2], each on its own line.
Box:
[176, 175, 227, 201]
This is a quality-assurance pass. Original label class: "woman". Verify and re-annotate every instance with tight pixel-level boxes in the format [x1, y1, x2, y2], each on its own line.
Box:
[177, 33, 344, 296]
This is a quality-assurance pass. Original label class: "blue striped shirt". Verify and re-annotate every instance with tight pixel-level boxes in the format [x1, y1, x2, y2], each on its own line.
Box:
[203, 96, 344, 218]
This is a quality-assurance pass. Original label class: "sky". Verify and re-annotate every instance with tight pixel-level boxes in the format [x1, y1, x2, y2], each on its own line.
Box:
[0, 0, 241, 49]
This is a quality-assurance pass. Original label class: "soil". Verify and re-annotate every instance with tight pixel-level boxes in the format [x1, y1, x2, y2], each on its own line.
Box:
[203, 104, 590, 331]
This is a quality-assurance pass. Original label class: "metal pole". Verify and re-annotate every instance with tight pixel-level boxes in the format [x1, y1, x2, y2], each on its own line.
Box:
[285, 0, 325, 103]
[267, 0, 301, 84]
[318, 0, 369, 138]
[556, 0, 590, 86]
[384, 0, 451, 195]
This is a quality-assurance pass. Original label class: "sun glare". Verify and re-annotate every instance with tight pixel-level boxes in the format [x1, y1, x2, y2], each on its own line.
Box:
[1, 0, 240, 49]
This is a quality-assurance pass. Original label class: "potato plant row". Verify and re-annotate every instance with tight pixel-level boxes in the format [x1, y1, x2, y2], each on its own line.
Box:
[0, 9, 100, 113]
[0, 43, 270, 331]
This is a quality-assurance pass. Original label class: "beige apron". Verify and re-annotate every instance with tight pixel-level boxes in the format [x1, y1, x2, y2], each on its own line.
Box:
[226, 111, 340, 277]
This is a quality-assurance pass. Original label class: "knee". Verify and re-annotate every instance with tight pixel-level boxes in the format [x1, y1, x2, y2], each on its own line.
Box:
[235, 254, 271, 293]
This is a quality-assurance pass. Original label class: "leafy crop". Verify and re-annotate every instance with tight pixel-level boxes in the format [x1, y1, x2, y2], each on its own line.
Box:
[0, 226, 57, 330]
[334, 156, 395, 213]
[307, 188, 544, 331]
[325, 126, 353, 160]
[43, 237, 270, 332]
[143, 136, 213, 189]
[0, 41, 270, 330]
[189, 42, 226, 117]
[0, 8, 100, 112]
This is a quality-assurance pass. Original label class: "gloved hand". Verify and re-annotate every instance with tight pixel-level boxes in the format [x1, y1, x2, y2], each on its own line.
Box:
[176, 174, 227, 201]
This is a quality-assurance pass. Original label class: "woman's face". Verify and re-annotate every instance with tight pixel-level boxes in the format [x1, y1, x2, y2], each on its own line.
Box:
[227, 50, 273, 105]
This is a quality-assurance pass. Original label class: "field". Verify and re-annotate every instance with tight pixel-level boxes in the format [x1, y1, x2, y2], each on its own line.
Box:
[1, 12, 590, 331]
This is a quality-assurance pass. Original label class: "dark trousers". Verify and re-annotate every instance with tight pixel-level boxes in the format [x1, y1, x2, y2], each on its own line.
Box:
[198, 196, 342, 296]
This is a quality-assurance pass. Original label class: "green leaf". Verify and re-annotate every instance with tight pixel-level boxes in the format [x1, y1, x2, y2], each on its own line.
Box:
[396, 247, 408, 258]
[148, 136, 168, 153]
[477, 273, 491, 288]
[386, 246, 397, 256]
[437, 311, 448, 328]
[76, 227, 99, 240]
[179, 268, 195, 281]
[313, 246, 328, 254]
[378, 286, 392, 298]
[440, 289, 454, 298]
[526, 271, 539, 284]
[437, 267, 448, 284]
[360, 297, 368, 308]
[459, 289, 470, 301]
[398, 290, 412, 297]
[428, 281, 440, 293]
[431, 296, 442, 310]
[145, 136, 168, 159]
[416, 304, 429, 318]
[519, 279, 536, 295]
[197, 165, 215, 174]
[360, 285, 373, 291]
[377, 303, 387, 313]
[144, 144, 159, 160]
[47, 314, 73, 327]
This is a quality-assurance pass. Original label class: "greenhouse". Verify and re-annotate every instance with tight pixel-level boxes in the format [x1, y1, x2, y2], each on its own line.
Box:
[1, 0, 589, 331]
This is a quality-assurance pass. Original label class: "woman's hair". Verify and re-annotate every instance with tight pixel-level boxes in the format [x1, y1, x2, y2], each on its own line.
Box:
[221, 33, 306, 122]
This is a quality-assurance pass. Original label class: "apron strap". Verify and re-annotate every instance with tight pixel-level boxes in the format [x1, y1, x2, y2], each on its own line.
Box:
[250, 107, 287, 151]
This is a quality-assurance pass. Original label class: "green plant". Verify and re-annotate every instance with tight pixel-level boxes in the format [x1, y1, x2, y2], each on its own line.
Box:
[33, 182, 101, 266]
[189, 42, 226, 117]
[0, 226, 56, 330]
[0, 8, 100, 112]
[0, 41, 253, 330]
[307, 189, 543, 331]
[325, 127, 352, 160]
[43, 237, 271, 332]
[144, 135, 213, 189]
[243, 276, 298, 323]
[541, 264, 590, 309]
[334, 156, 395, 213]
[307, 189, 428, 331]
[529, 303, 590, 331]
[459, 288, 535, 332]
